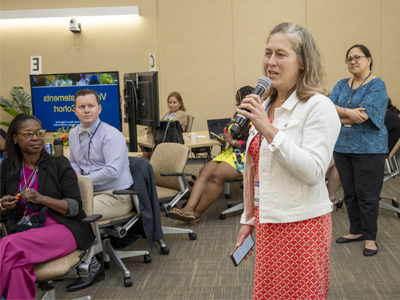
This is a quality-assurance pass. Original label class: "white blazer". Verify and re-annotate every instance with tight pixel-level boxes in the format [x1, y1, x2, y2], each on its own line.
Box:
[240, 92, 341, 225]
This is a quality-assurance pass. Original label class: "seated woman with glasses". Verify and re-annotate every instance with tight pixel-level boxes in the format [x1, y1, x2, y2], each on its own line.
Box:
[0, 114, 95, 299]
[330, 44, 388, 257]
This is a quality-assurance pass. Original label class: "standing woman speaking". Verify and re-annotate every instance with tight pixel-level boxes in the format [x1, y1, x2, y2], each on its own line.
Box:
[235, 23, 340, 300]
[330, 45, 388, 256]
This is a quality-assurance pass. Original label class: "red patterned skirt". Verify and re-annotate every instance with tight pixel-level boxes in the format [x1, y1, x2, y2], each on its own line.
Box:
[253, 207, 331, 300]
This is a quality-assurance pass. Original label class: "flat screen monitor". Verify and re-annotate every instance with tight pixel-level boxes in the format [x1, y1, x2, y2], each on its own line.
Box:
[30, 72, 122, 131]
[123, 71, 160, 152]
[124, 71, 159, 128]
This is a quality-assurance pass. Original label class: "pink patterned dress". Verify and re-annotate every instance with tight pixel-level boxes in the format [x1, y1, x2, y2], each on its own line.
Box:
[248, 122, 331, 300]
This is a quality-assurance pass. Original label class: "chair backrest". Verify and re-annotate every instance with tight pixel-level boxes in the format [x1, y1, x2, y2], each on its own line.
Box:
[185, 114, 194, 132]
[150, 143, 189, 191]
[78, 177, 94, 216]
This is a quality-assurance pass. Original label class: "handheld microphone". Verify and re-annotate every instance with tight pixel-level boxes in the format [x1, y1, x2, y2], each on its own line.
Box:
[230, 76, 271, 135]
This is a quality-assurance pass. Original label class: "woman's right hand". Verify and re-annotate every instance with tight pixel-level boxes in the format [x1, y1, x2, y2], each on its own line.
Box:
[346, 107, 368, 123]
[0, 195, 18, 210]
[236, 224, 255, 259]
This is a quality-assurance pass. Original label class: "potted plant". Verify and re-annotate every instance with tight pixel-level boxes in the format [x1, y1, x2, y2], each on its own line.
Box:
[0, 87, 32, 127]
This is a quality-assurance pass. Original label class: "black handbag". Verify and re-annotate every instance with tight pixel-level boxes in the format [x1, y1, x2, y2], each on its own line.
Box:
[152, 120, 184, 149]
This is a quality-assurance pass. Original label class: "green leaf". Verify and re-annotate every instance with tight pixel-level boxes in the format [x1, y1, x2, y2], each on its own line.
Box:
[0, 121, 10, 127]
[2, 107, 19, 117]
[11, 87, 32, 114]
[0, 95, 19, 111]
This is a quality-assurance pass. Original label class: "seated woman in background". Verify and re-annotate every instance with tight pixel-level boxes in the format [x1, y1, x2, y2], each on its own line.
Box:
[161, 91, 188, 131]
[167, 86, 253, 223]
[0, 114, 95, 299]
[385, 98, 400, 153]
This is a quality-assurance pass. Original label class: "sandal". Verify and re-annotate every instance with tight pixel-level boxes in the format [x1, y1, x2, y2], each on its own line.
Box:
[167, 208, 199, 224]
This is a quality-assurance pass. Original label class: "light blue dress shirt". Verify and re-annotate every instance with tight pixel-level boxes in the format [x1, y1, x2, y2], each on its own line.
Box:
[69, 118, 133, 192]
[330, 78, 388, 154]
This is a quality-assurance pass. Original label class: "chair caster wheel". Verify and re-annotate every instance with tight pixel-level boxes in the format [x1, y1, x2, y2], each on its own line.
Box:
[227, 203, 233, 208]
[398, 212, 400, 219]
[225, 194, 231, 199]
[161, 246, 170, 255]
[189, 232, 197, 240]
[392, 200, 399, 208]
[336, 201, 343, 209]
[144, 254, 152, 263]
[124, 277, 133, 287]
[104, 261, 110, 269]
[219, 214, 226, 220]
[192, 175, 197, 180]
[189, 181, 194, 186]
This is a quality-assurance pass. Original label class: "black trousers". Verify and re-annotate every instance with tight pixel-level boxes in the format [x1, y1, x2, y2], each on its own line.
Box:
[333, 152, 385, 240]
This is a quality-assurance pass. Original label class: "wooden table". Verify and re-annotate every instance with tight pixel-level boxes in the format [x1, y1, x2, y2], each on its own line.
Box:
[137, 131, 220, 149]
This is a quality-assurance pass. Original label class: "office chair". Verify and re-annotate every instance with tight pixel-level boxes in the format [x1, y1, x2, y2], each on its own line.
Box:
[96, 157, 169, 287]
[219, 177, 244, 220]
[185, 114, 195, 132]
[380, 138, 400, 218]
[150, 142, 197, 240]
[34, 177, 102, 300]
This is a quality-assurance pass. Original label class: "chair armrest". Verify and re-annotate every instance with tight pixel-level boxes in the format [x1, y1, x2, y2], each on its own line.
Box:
[161, 172, 185, 177]
[113, 189, 140, 195]
[82, 214, 102, 223]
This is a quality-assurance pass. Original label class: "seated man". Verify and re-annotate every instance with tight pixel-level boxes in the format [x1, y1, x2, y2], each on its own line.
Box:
[67, 89, 134, 291]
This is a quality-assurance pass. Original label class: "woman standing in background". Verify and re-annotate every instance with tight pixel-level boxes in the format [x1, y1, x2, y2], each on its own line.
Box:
[330, 44, 388, 257]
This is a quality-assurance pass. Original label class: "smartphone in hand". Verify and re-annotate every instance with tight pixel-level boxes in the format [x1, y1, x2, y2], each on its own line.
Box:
[210, 132, 226, 143]
[230, 234, 255, 267]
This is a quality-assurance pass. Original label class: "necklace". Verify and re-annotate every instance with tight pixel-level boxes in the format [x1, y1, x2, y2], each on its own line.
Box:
[348, 72, 371, 106]
[278, 99, 285, 103]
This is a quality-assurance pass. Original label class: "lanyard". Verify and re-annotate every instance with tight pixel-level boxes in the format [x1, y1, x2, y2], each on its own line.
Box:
[18, 165, 39, 202]
[348, 72, 371, 106]
[79, 121, 101, 174]
[259, 99, 275, 147]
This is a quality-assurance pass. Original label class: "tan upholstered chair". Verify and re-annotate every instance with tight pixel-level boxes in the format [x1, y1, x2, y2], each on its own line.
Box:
[185, 114, 194, 132]
[380, 138, 400, 218]
[150, 143, 197, 240]
[35, 177, 102, 300]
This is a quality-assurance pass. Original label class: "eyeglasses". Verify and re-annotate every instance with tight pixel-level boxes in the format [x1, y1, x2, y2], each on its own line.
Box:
[345, 55, 366, 64]
[18, 130, 47, 138]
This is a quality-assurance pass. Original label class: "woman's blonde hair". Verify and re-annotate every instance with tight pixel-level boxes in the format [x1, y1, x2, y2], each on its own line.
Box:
[263, 22, 328, 102]
[167, 91, 186, 112]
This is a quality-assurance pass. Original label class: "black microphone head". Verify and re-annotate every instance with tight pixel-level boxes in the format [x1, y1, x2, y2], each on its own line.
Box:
[257, 76, 271, 90]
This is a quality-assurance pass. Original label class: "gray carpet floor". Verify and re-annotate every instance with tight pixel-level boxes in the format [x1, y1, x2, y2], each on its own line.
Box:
[51, 161, 400, 300]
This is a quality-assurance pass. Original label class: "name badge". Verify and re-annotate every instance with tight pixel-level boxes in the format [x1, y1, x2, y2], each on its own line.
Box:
[254, 181, 260, 204]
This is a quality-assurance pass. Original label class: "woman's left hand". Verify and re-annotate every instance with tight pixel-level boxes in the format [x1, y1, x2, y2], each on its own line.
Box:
[20, 189, 45, 205]
[237, 94, 278, 143]
[221, 133, 233, 144]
